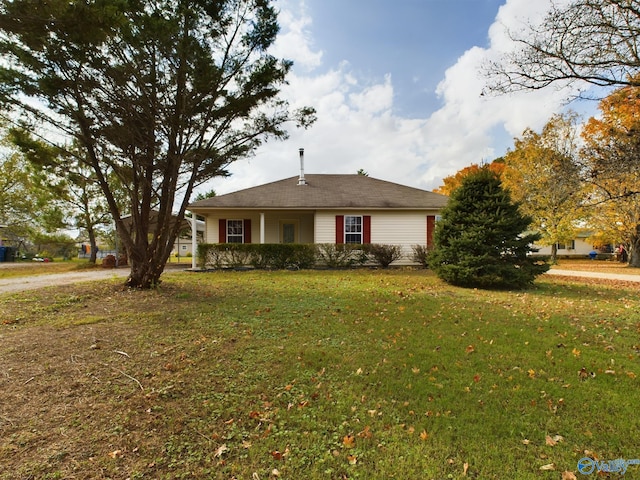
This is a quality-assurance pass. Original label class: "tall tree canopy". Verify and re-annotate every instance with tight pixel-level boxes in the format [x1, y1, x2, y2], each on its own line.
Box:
[502, 113, 585, 263]
[485, 0, 640, 94]
[581, 83, 640, 265]
[428, 168, 548, 289]
[0, 0, 314, 287]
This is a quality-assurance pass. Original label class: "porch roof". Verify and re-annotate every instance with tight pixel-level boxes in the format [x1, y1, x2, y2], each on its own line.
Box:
[188, 174, 448, 210]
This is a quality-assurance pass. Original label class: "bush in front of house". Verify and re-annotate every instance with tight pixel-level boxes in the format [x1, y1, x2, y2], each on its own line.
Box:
[363, 243, 402, 268]
[315, 243, 368, 268]
[411, 244, 430, 268]
[197, 243, 317, 269]
[250, 244, 317, 269]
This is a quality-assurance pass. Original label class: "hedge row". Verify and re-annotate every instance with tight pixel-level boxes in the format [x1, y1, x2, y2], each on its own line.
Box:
[197, 243, 429, 269]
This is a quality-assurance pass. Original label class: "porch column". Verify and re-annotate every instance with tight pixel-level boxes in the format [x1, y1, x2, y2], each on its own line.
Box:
[260, 212, 265, 244]
[191, 213, 197, 269]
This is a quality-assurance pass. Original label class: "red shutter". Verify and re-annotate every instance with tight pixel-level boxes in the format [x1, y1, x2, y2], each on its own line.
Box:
[243, 219, 252, 244]
[363, 215, 371, 244]
[335, 215, 344, 244]
[219, 219, 227, 243]
[426, 215, 435, 249]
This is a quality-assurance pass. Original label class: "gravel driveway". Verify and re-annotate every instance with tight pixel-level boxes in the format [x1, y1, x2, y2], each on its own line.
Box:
[0, 268, 131, 294]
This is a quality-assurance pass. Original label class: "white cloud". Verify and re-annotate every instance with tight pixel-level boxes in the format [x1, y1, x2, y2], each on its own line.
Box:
[201, 0, 586, 198]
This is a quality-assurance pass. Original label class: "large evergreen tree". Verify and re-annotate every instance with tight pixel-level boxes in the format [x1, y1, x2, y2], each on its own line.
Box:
[0, 0, 314, 288]
[428, 168, 548, 289]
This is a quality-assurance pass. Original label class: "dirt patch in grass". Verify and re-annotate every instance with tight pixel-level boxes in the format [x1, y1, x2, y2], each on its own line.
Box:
[0, 279, 245, 479]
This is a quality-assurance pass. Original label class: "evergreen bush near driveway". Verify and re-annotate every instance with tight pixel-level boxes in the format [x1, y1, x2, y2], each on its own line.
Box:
[428, 168, 549, 289]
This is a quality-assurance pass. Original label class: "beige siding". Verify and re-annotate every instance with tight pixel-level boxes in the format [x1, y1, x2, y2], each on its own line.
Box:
[316, 210, 438, 265]
[203, 210, 314, 244]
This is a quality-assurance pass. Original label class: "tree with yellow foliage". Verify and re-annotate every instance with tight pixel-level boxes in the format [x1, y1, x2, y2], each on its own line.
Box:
[502, 113, 585, 263]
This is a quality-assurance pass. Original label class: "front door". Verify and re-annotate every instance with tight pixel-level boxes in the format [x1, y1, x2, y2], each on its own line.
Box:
[280, 221, 298, 243]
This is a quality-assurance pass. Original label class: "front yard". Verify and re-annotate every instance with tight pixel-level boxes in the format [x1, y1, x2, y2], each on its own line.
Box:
[1, 269, 639, 479]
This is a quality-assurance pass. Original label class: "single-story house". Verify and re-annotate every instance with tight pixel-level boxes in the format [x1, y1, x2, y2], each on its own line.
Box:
[533, 231, 614, 258]
[187, 169, 448, 267]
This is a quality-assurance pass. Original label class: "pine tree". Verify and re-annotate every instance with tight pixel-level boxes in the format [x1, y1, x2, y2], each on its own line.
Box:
[429, 168, 549, 289]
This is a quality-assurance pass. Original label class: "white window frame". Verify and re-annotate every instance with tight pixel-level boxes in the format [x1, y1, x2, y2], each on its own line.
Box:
[227, 219, 244, 243]
[344, 215, 363, 244]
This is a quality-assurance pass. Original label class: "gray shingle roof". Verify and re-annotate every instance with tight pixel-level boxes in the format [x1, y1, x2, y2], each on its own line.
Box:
[188, 174, 448, 210]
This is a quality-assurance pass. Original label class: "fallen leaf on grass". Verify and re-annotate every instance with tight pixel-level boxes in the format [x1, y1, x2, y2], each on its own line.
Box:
[347, 454, 358, 465]
[572, 348, 581, 357]
[539, 463, 555, 471]
[214, 444, 228, 458]
[357, 426, 372, 439]
[108, 449, 122, 459]
[562, 471, 577, 480]
[465, 345, 475, 354]
[463, 462, 469, 476]
[420, 430, 429, 441]
[343, 435, 355, 448]
[546, 434, 564, 446]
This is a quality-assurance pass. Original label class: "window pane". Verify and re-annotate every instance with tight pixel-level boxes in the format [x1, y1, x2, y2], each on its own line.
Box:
[344, 215, 362, 244]
[227, 220, 243, 243]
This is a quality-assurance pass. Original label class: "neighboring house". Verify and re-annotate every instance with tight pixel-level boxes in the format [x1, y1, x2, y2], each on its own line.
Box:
[187, 172, 448, 265]
[533, 231, 613, 258]
[119, 211, 205, 258]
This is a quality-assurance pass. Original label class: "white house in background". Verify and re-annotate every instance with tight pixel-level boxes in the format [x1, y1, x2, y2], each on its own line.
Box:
[187, 157, 448, 266]
[533, 231, 612, 257]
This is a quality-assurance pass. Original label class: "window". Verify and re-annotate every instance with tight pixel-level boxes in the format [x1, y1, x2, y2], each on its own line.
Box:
[556, 240, 575, 250]
[227, 219, 244, 243]
[344, 215, 362, 244]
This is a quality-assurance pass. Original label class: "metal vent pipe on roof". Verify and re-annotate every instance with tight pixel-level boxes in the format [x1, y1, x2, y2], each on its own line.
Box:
[298, 148, 307, 185]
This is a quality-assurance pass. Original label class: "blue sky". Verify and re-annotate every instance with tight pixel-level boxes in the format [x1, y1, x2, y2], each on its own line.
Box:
[202, 0, 587, 196]
[305, 0, 504, 116]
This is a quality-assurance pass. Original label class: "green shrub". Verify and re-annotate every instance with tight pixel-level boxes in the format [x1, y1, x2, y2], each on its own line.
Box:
[197, 243, 317, 269]
[316, 243, 368, 268]
[411, 244, 430, 268]
[364, 243, 403, 268]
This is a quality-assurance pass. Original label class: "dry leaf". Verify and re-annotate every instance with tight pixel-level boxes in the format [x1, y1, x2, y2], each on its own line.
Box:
[463, 462, 469, 476]
[214, 444, 228, 458]
[343, 434, 355, 448]
[357, 425, 372, 439]
[271, 450, 283, 460]
[522, 439, 530, 445]
[108, 449, 122, 459]
[572, 348, 581, 357]
[545, 435, 557, 446]
[355, 368, 363, 375]
[562, 472, 577, 480]
[539, 463, 555, 471]
[465, 345, 475, 354]
[347, 454, 358, 465]
[420, 430, 429, 441]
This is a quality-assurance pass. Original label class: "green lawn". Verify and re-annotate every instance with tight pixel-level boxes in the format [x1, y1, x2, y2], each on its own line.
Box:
[1, 269, 639, 479]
